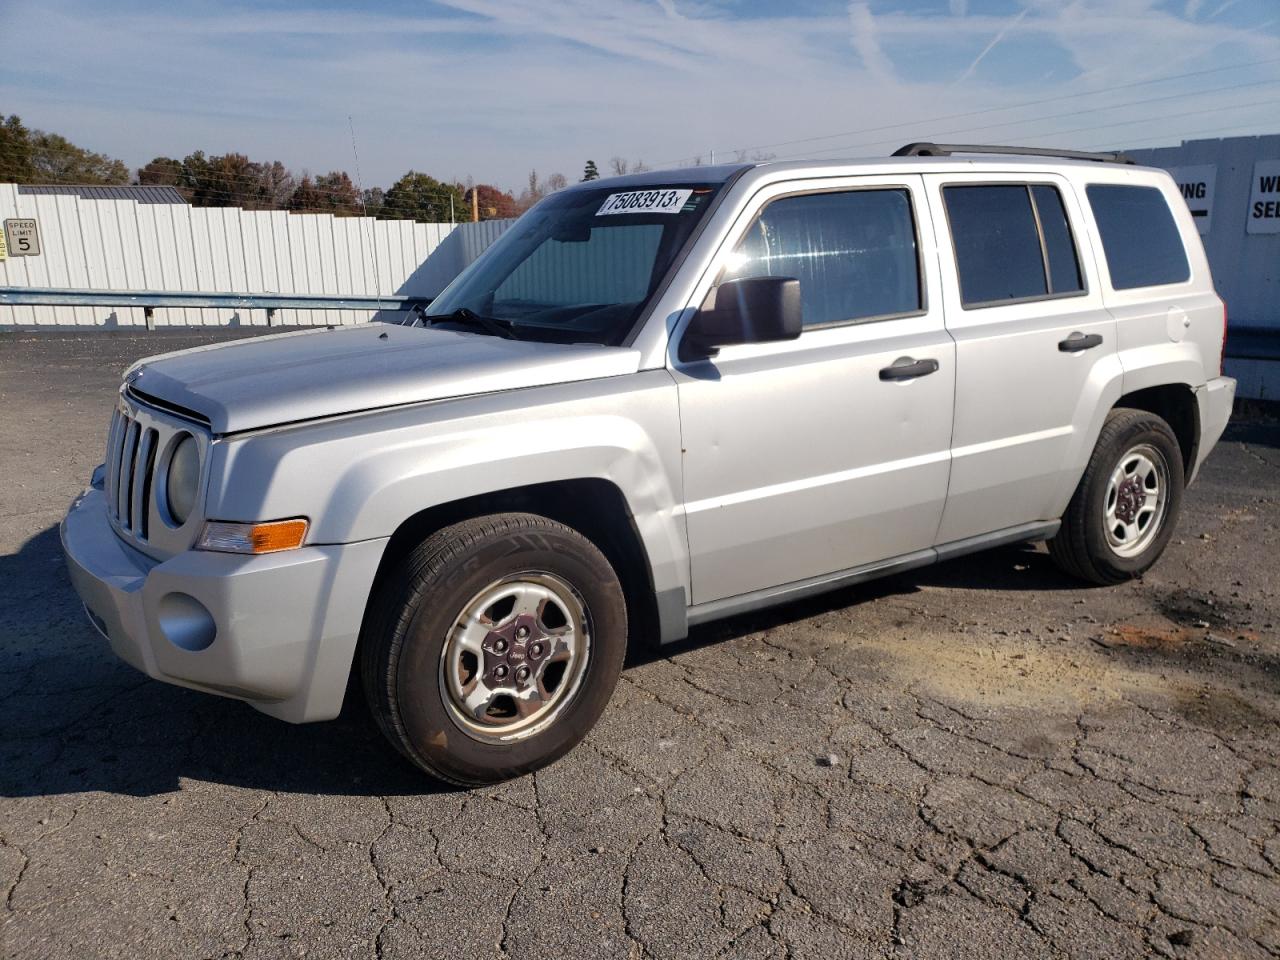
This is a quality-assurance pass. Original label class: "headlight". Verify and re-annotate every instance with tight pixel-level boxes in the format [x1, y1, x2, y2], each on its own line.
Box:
[165, 433, 200, 526]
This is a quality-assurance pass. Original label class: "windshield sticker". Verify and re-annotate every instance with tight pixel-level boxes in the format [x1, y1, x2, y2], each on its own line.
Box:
[597, 189, 694, 216]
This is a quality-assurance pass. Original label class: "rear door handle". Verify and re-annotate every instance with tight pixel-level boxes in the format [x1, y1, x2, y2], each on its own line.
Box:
[1059, 332, 1103, 353]
[879, 357, 940, 381]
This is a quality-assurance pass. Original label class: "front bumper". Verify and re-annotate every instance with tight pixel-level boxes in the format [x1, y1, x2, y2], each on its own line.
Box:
[60, 482, 387, 723]
[1191, 375, 1237, 483]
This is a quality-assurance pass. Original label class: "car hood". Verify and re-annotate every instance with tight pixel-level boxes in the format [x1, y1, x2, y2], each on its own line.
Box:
[125, 324, 642, 433]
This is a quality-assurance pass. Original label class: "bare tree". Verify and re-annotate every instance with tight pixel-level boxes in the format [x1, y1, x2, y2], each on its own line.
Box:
[544, 172, 568, 192]
[609, 156, 629, 177]
[633, 159, 650, 173]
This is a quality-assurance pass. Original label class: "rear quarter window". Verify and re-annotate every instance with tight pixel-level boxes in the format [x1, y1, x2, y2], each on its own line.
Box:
[1086, 184, 1190, 290]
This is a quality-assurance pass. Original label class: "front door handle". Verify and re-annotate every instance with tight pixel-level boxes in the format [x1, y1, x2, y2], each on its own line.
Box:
[1059, 332, 1103, 353]
[879, 357, 940, 381]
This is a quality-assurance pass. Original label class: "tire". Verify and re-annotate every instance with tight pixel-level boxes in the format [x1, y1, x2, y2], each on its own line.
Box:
[360, 512, 627, 786]
[1049, 408, 1185, 585]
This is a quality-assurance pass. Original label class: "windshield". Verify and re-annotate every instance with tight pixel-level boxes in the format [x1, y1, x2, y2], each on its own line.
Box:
[426, 183, 724, 345]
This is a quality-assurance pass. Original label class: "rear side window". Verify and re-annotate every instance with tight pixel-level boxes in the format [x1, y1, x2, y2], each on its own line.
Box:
[1086, 184, 1190, 290]
[943, 184, 1084, 307]
[723, 188, 921, 327]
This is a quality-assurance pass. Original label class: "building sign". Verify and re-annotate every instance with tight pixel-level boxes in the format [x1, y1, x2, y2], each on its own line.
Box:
[1248, 159, 1280, 234]
[1169, 165, 1215, 235]
[3, 218, 40, 256]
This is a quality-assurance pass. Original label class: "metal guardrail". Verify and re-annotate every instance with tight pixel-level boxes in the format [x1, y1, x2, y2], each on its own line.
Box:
[0, 287, 431, 327]
[2, 287, 1277, 357]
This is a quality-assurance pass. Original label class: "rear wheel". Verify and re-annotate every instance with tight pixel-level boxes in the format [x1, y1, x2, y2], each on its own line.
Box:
[1049, 408, 1185, 585]
[361, 513, 627, 785]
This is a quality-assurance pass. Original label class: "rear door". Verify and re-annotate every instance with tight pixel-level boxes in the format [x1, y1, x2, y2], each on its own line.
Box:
[672, 175, 956, 605]
[923, 173, 1122, 544]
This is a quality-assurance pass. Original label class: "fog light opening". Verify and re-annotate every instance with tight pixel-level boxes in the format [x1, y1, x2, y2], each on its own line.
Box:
[157, 592, 217, 652]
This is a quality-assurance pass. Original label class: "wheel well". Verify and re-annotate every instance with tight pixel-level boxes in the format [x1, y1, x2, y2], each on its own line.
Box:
[1116, 384, 1199, 475]
[364, 479, 660, 653]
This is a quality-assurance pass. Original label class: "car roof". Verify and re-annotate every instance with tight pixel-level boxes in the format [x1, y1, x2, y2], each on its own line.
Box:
[565, 153, 1167, 193]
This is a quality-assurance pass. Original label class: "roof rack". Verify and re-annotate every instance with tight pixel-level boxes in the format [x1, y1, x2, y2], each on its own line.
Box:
[892, 142, 1134, 165]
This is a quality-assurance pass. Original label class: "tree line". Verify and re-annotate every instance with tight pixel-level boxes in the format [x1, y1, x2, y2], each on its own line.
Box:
[0, 113, 660, 223]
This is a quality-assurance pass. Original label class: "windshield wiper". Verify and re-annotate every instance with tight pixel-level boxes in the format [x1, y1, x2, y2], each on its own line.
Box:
[427, 307, 519, 340]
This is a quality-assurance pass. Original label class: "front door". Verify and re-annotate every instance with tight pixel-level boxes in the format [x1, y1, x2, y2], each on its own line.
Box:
[671, 175, 956, 606]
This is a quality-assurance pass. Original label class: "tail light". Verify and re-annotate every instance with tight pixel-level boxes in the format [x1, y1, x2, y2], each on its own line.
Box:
[1220, 300, 1228, 376]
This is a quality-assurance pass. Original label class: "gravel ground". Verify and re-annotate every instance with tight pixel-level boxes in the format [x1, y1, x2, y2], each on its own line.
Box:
[1, 331, 1278, 960]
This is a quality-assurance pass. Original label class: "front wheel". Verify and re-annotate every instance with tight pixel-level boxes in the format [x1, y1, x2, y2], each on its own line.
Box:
[1049, 408, 1185, 585]
[360, 513, 627, 785]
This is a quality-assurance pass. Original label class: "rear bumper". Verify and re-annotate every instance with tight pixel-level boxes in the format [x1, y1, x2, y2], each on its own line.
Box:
[1191, 376, 1236, 483]
[60, 482, 386, 722]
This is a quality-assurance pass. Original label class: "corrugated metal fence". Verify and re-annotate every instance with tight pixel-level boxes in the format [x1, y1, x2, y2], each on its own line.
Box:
[0, 184, 512, 328]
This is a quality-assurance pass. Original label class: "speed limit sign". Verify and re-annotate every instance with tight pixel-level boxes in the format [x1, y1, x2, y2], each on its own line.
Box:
[4, 219, 40, 257]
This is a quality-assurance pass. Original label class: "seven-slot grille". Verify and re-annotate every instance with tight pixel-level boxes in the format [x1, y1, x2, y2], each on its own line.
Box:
[104, 405, 160, 539]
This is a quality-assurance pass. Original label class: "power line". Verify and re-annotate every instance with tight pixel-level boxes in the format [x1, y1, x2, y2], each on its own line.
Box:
[657, 54, 1280, 167]
[773, 77, 1278, 161]
[1083, 118, 1280, 152]
[775, 92, 1280, 162]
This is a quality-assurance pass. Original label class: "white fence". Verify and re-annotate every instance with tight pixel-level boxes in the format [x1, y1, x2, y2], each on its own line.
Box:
[0, 184, 511, 329]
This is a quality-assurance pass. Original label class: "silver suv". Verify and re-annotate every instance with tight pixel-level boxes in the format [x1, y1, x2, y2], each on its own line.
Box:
[62, 144, 1236, 784]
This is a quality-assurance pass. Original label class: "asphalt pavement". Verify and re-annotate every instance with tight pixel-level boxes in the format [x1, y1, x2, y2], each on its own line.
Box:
[1, 331, 1278, 959]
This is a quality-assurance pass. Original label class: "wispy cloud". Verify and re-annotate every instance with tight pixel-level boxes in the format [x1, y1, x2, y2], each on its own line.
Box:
[2, 0, 1277, 189]
[848, 1, 896, 83]
[957, 7, 1030, 83]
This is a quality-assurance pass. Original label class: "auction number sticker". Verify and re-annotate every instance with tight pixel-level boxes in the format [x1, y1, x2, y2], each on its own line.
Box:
[597, 189, 692, 216]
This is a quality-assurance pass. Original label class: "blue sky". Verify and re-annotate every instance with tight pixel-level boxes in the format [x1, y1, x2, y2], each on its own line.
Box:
[3, 0, 1279, 192]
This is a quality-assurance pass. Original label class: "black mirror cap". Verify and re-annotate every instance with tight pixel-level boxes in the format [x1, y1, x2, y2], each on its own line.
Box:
[678, 276, 802, 362]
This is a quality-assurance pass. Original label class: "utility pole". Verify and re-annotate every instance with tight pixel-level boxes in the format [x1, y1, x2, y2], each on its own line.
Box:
[471, 188, 479, 222]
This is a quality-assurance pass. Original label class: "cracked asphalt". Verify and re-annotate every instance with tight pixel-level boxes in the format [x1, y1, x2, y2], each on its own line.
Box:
[2, 331, 1279, 960]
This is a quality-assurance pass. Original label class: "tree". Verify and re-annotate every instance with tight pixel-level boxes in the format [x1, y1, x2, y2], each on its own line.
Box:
[0, 115, 35, 183]
[609, 157, 650, 177]
[138, 151, 299, 209]
[288, 171, 361, 215]
[27, 131, 129, 184]
[514, 169, 544, 213]
[381, 171, 465, 222]
[544, 172, 568, 193]
[464, 183, 519, 220]
[581, 160, 599, 181]
[361, 187, 385, 217]
[137, 156, 185, 189]
[0, 115, 128, 185]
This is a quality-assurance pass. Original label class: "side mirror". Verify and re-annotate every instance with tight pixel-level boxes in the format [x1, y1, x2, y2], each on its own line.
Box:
[678, 276, 803, 362]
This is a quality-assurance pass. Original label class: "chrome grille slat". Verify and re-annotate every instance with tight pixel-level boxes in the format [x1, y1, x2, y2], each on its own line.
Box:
[101, 393, 206, 557]
[131, 429, 157, 535]
[138, 430, 158, 539]
[118, 420, 140, 525]
[104, 410, 124, 511]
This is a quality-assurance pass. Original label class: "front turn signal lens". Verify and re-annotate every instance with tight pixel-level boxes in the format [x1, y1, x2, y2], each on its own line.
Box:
[197, 518, 309, 555]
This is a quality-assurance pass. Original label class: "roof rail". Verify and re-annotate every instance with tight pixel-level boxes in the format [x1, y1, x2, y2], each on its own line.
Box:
[892, 142, 1134, 165]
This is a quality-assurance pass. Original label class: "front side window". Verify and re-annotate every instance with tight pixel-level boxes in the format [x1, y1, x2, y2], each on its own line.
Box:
[722, 188, 922, 328]
[1086, 184, 1190, 290]
[427, 184, 723, 344]
[944, 183, 1084, 307]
